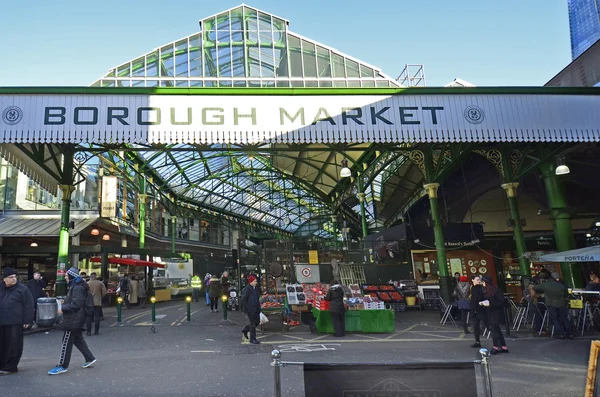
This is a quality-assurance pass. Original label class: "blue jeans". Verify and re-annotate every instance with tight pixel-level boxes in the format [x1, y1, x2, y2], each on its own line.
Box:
[205, 292, 210, 305]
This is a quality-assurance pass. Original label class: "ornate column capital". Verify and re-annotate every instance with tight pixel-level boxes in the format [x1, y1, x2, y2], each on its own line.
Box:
[423, 183, 440, 198]
[357, 192, 366, 203]
[501, 182, 520, 198]
[58, 184, 76, 198]
[138, 193, 148, 202]
[171, 215, 177, 221]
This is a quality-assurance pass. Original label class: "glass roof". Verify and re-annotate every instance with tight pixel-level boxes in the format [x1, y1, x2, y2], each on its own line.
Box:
[91, 5, 395, 234]
[91, 5, 400, 88]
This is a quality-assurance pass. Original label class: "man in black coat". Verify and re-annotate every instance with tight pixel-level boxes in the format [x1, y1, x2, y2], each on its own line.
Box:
[0, 267, 34, 375]
[469, 275, 489, 348]
[26, 272, 47, 324]
[241, 275, 261, 345]
[325, 281, 346, 337]
[48, 267, 96, 375]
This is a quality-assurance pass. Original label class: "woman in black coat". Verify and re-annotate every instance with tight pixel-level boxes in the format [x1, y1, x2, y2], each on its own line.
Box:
[325, 281, 346, 337]
[482, 277, 508, 354]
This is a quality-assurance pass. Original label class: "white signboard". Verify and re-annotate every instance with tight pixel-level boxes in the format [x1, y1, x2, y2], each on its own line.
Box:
[101, 176, 117, 218]
[1, 93, 600, 143]
[296, 264, 320, 283]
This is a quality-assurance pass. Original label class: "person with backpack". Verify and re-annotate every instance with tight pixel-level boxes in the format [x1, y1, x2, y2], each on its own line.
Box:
[48, 267, 96, 375]
[117, 274, 131, 309]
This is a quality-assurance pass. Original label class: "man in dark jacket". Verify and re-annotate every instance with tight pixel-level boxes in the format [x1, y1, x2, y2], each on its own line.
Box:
[48, 267, 96, 375]
[482, 277, 508, 354]
[534, 272, 573, 339]
[0, 267, 34, 375]
[325, 281, 346, 337]
[241, 275, 261, 345]
[26, 272, 47, 324]
[469, 275, 488, 348]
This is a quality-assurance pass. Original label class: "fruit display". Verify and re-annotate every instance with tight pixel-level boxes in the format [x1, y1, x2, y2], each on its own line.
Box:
[260, 294, 286, 309]
[361, 284, 404, 302]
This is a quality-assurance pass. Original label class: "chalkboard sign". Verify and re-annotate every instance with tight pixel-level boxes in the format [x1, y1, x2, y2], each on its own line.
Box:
[586, 341, 600, 397]
[304, 362, 478, 397]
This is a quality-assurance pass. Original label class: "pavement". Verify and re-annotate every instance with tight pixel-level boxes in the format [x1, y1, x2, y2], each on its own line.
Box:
[3, 300, 595, 396]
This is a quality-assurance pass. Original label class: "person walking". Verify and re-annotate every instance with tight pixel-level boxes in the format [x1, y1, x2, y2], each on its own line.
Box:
[117, 273, 131, 309]
[482, 277, 509, 354]
[204, 273, 211, 306]
[241, 275, 261, 344]
[0, 267, 34, 375]
[191, 273, 202, 303]
[325, 281, 346, 337]
[48, 267, 96, 375]
[534, 272, 574, 340]
[454, 275, 471, 334]
[26, 271, 47, 324]
[86, 273, 106, 336]
[138, 274, 147, 309]
[470, 275, 488, 348]
[208, 275, 221, 313]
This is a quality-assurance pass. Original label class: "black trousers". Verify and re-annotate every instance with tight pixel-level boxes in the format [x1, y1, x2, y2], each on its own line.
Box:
[58, 329, 95, 369]
[331, 310, 346, 337]
[192, 288, 201, 302]
[86, 306, 103, 333]
[473, 311, 489, 343]
[460, 309, 469, 332]
[210, 297, 219, 311]
[242, 312, 260, 341]
[0, 325, 24, 373]
[549, 306, 573, 337]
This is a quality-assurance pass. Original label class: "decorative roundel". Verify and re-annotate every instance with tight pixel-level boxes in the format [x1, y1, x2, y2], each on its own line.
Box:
[470, 267, 478, 274]
[468, 260, 474, 266]
[479, 267, 487, 274]
[481, 259, 487, 266]
[2, 106, 23, 125]
[301, 267, 311, 278]
[464, 105, 485, 124]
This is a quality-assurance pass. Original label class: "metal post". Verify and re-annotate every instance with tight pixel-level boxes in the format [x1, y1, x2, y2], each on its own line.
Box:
[117, 297, 123, 323]
[270, 350, 283, 397]
[139, 191, 147, 249]
[171, 215, 177, 255]
[501, 183, 530, 286]
[151, 297, 156, 322]
[186, 296, 191, 321]
[540, 162, 582, 288]
[479, 348, 493, 397]
[358, 177, 368, 238]
[56, 184, 75, 298]
[424, 182, 452, 304]
[222, 295, 228, 320]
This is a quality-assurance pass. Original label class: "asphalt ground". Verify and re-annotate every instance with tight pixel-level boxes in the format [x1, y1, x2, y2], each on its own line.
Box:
[2, 300, 594, 397]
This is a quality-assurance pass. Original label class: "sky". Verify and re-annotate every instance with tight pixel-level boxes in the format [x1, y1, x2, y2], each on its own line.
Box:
[0, 0, 571, 87]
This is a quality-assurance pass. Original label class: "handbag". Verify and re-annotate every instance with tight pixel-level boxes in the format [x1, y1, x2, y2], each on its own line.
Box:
[259, 312, 269, 325]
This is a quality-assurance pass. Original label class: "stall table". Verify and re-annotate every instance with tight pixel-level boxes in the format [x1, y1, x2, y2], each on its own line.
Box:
[312, 308, 395, 334]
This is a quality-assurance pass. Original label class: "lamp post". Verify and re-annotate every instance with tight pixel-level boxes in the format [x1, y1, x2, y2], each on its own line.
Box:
[222, 295, 228, 320]
[117, 296, 123, 323]
[150, 296, 156, 322]
[186, 296, 191, 321]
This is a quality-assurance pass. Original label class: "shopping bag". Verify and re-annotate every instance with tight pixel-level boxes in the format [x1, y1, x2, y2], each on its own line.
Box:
[260, 312, 269, 325]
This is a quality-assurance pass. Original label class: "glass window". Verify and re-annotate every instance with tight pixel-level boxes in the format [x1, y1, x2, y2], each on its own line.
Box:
[361, 80, 375, 87]
[334, 81, 347, 87]
[175, 49, 189, 77]
[360, 64, 375, 78]
[302, 40, 317, 78]
[276, 80, 290, 87]
[274, 47, 288, 77]
[231, 46, 245, 77]
[160, 81, 173, 87]
[160, 44, 174, 77]
[102, 80, 115, 87]
[347, 80, 360, 87]
[230, 7, 244, 30]
[244, 7, 258, 30]
[332, 53, 345, 78]
[231, 31, 243, 42]
[147, 80, 158, 87]
[288, 35, 302, 77]
[106, 69, 116, 78]
[146, 51, 159, 77]
[376, 80, 391, 87]
[132, 80, 145, 87]
[319, 80, 333, 87]
[346, 59, 359, 78]
[190, 81, 203, 87]
[273, 17, 286, 31]
[291, 80, 304, 87]
[117, 63, 131, 77]
[118, 80, 131, 87]
[305, 80, 318, 87]
[260, 47, 275, 77]
[218, 46, 233, 77]
[176, 80, 189, 87]
[316, 46, 331, 78]
[260, 30, 273, 45]
[258, 11, 272, 31]
[217, 30, 231, 43]
[233, 80, 246, 87]
[132, 57, 145, 77]
[189, 34, 202, 77]
[215, 12, 230, 31]
[203, 16, 216, 31]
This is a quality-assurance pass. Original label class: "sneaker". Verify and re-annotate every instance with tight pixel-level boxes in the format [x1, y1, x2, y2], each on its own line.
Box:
[48, 366, 68, 375]
[250, 340, 261, 345]
[82, 359, 97, 368]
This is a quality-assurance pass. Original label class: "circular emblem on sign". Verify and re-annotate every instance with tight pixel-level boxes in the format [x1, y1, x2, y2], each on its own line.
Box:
[178, 263, 185, 270]
[301, 268, 311, 278]
[464, 105, 484, 124]
[2, 106, 23, 125]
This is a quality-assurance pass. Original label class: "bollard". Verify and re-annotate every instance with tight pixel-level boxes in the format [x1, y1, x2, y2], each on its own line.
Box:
[270, 350, 282, 397]
[479, 348, 493, 397]
[222, 295, 228, 320]
[117, 296, 123, 323]
[186, 296, 191, 321]
[150, 296, 156, 322]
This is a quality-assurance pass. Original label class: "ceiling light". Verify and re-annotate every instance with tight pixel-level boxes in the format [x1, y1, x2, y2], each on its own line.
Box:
[595, 221, 600, 227]
[340, 159, 351, 178]
[555, 155, 570, 175]
[102, 234, 110, 241]
[30, 242, 38, 247]
[587, 233, 592, 238]
[91, 228, 100, 236]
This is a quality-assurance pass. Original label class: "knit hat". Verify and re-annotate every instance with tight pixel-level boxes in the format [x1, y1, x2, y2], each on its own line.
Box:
[248, 275, 257, 283]
[460, 276, 468, 282]
[67, 267, 80, 279]
[2, 267, 17, 278]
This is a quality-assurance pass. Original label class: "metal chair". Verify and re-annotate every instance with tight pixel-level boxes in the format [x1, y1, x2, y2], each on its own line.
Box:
[439, 297, 457, 326]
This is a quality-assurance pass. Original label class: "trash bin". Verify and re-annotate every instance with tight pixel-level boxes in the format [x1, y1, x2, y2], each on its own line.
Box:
[37, 297, 58, 327]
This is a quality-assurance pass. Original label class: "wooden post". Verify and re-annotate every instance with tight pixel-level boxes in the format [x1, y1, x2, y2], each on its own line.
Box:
[585, 341, 600, 396]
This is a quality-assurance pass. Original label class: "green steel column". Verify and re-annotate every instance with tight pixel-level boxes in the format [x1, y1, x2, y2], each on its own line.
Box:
[171, 215, 176, 255]
[331, 215, 339, 249]
[540, 162, 582, 288]
[358, 177, 368, 238]
[424, 183, 452, 304]
[139, 193, 147, 249]
[501, 183, 530, 285]
[56, 184, 75, 297]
